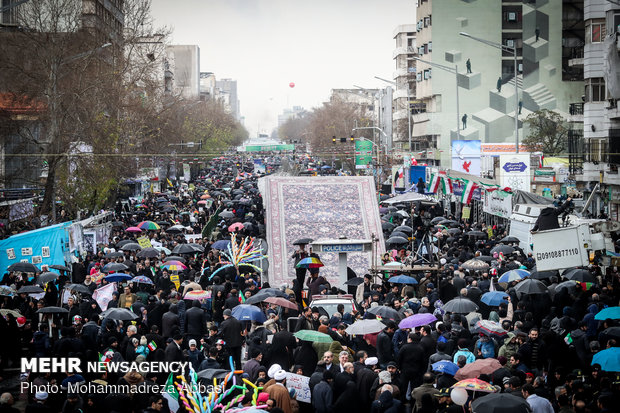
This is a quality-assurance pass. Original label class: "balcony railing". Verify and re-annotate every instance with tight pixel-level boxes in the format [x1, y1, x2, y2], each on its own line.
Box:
[568, 129, 584, 174]
[569, 102, 584, 115]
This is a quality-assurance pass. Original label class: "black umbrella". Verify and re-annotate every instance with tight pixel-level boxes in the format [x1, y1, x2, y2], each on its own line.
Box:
[66, 284, 92, 294]
[166, 227, 184, 234]
[156, 221, 171, 227]
[490, 245, 514, 255]
[390, 231, 409, 239]
[197, 369, 230, 380]
[17, 285, 44, 294]
[163, 256, 186, 263]
[293, 238, 314, 246]
[439, 219, 459, 227]
[244, 288, 289, 304]
[37, 272, 60, 284]
[430, 216, 446, 224]
[102, 262, 129, 273]
[121, 243, 142, 251]
[173, 244, 198, 254]
[471, 392, 531, 413]
[115, 240, 134, 248]
[386, 236, 409, 248]
[36, 306, 68, 314]
[105, 251, 124, 258]
[394, 225, 413, 234]
[442, 297, 479, 313]
[49, 264, 70, 272]
[477, 256, 493, 262]
[601, 326, 620, 340]
[467, 231, 487, 238]
[188, 243, 205, 253]
[563, 268, 595, 283]
[447, 228, 461, 235]
[344, 277, 365, 286]
[111, 221, 125, 227]
[100, 307, 139, 320]
[382, 222, 397, 231]
[8, 262, 39, 273]
[514, 279, 548, 295]
[530, 270, 558, 280]
[136, 247, 160, 258]
[219, 210, 235, 219]
[500, 236, 521, 243]
[366, 306, 402, 321]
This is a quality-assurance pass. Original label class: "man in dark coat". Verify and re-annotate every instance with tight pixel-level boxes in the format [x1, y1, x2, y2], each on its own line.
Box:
[377, 322, 396, 368]
[164, 335, 185, 362]
[161, 303, 179, 339]
[357, 357, 379, 413]
[312, 370, 334, 413]
[398, 332, 426, 393]
[220, 308, 244, 369]
[185, 300, 206, 343]
[531, 197, 572, 232]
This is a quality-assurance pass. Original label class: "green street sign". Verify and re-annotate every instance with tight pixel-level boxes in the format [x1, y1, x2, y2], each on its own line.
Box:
[355, 140, 373, 169]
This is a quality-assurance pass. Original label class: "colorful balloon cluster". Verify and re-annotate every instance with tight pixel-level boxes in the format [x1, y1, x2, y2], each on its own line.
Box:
[171, 356, 267, 413]
[209, 234, 268, 280]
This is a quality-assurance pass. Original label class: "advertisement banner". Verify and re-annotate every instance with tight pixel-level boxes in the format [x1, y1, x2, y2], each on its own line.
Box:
[499, 154, 531, 192]
[355, 140, 373, 170]
[253, 159, 266, 174]
[451, 140, 481, 176]
[183, 163, 191, 182]
[483, 190, 513, 218]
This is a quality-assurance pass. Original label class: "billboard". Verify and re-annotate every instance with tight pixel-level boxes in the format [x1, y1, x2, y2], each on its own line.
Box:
[451, 140, 481, 176]
[499, 153, 531, 192]
[483, 190, 513, 218]
[355, 140, 373, 170]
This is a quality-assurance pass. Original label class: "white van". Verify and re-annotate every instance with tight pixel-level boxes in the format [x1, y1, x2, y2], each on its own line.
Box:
[509, 204, 550, 254]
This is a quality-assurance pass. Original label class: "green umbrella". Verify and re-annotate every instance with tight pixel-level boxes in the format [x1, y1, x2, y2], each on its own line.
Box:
[293, 330, 333, 343]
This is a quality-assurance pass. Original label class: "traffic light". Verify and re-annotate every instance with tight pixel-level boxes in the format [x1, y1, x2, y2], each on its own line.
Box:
[350, 135, 355, 142]
[332, 136, 336, 144]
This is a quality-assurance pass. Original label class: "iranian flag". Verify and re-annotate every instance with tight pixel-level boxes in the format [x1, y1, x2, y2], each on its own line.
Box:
[461, 179, 479, 204]
[148, 340, 157, 351]
[427, 173, 441, 193]
[441, 176, 453, 195]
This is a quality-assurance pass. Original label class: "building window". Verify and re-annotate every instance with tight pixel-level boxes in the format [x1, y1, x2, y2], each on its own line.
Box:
[585, 78, 606, 102]
[416, 73, 422, 82]
[428, 41, 432, 52]
[424, 16, 431, 27]
[505, 39, 514, 48]
[612, 13, 620, 34]
[424, 69, 431, 80]
[586, 19, 606, 43]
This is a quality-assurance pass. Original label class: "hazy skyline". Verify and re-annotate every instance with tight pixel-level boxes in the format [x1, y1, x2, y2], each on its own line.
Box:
[150, 0, 415, 139]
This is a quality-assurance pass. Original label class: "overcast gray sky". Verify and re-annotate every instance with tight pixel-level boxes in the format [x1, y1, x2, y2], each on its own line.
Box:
[150, 0, 415, 139]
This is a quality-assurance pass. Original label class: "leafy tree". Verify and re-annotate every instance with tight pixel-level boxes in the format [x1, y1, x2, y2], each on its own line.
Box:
[522, 109, 568, 156]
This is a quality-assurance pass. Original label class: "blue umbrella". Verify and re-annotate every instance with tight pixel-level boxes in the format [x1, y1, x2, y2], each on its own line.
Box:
[131, 276, 154, 285]
[212, 240, 232, 250]
[321, 165, 331, 169]
[594, 306, 620, 320]
[591, 347, 620, 372]
[498, 269, 529, 283]
[389, 275, 419, 284]
[431, 360, 459, 376]
[104, 273, 132, 283]
[231, 304, 266, 323]
[480, 291, 509, 307]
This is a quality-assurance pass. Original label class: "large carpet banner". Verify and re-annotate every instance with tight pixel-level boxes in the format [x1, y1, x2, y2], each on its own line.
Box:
[263, 176, 385, 288]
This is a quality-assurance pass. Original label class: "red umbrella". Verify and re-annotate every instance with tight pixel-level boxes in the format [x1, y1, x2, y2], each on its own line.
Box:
[454, 358, 502, 380]
[264, 296, 298, 310]
[228, 222, 244, 232]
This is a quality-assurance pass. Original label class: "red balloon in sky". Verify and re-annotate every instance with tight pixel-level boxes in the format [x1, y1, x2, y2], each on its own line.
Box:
[289, 82, 295, 88]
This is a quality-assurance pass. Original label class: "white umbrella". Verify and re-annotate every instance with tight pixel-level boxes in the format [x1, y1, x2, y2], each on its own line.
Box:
[345, 319, 386, 335]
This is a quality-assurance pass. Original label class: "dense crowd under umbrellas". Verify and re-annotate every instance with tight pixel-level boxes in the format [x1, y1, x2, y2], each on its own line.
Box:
[0, 154, 618, 413]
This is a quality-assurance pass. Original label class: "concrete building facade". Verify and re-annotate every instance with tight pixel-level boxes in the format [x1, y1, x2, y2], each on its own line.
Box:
[165, 45, 201, 100]
[414, 0, 583, 169]
[392, 24, 417, 153]
[572, 0, 620, 220]
[216, 78, 240, 121]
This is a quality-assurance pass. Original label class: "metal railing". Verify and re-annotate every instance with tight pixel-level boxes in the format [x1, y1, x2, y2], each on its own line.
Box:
[568, 129, 584, 174]
[569, 102, 584, 115]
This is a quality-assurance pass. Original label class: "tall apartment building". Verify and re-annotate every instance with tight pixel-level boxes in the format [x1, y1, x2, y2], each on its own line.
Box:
[165, 45, 201, 100]
[216, 79, 240, 121]
[392, 24, 417, 154]
[570, 0, 620, 220]
[414, 0, 582, 168]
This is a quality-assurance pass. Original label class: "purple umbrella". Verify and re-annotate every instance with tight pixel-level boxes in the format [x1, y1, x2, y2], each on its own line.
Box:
[398, 313, 437, 329]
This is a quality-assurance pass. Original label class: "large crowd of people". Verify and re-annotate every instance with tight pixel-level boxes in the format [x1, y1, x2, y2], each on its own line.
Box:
[0, 154, 618, 413]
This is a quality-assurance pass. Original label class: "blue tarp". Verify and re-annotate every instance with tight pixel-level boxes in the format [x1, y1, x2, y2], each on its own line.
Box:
[0, 222, 72, 274]
[409, 165, 427, 185]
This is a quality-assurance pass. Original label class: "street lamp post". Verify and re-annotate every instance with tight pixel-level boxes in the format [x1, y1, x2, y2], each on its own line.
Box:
[412, 57, 461, 141]
[460, 32, 519, 153]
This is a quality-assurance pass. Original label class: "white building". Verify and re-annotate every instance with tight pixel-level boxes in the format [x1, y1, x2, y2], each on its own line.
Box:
[573, 0, 620, 220]
[392, 24, 417, 153]
[165, 45, 200, 100]
[216, 78, 240, 120]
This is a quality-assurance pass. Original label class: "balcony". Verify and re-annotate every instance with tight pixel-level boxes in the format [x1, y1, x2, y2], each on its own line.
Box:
[392, 47, 415, 59]
[567, 47, 584, 68]
[568, 102, 584, 122]
[568, 129, 584, 175]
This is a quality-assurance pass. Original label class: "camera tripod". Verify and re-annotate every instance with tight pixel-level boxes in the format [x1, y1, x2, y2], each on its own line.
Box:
[408, 230, 437, 265]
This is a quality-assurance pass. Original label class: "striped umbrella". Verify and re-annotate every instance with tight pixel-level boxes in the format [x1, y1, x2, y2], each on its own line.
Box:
[131, 276, 154, 285]
[473, 320, 507, 337]
[162, 260, 187, 271]
[184, 290, 209, 300]
[137, 220, 161, 231]
[295, 257, 324, 269]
